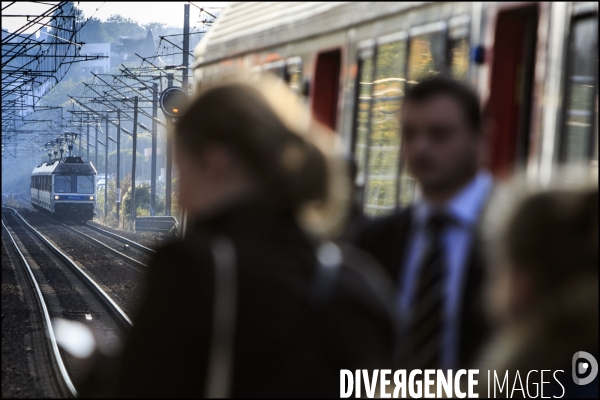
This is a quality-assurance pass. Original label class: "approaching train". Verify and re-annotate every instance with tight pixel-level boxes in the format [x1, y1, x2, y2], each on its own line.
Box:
[192, 2, 598, 218]
[30, 156, 97, 222]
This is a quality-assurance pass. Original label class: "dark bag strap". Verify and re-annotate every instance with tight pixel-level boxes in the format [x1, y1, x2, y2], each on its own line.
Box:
[205, 235, 237, 398]
[204, 238, 342, 397]
[310, 241, 343, 305]
[203, 238, 393, 397]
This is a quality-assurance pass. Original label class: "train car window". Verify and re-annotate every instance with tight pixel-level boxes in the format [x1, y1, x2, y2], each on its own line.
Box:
[562, 15, 598, 166]
[449, 15, 471, 81]
[77, 176, 95, 194]
[407, 23, 447, 85]
[286, 57, 303, 95]
[352, 50, 374, 189]
[382, 24, 449, 209]
[449, 37, 470, 81]
[55, 175, 72, 193]
[363, 38, 408, 217]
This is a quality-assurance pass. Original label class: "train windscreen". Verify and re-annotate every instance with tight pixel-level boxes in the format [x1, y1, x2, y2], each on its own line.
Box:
[77, 176, 95, 194]
[55, 176, 72, 193]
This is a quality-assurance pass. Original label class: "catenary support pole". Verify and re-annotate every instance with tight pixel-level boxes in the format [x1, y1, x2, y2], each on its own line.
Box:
[166, 74, 174, 216]
[131, 97, 139, 225]
[86, 115, 90, 161]
[116, 109, 121, 225]
[151, 83, 158, 216]
[105, 115, 109, 219]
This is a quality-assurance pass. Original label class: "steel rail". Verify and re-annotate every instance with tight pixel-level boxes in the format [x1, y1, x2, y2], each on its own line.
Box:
[1, 219, 77, 398]
[60, 222, 149, 269]
[2, 207, 133, 329]
[84, 223, 155, 255]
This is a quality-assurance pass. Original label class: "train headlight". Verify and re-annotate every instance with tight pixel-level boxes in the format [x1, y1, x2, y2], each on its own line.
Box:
[90, 196, 94, 200]
[54, 195, 59, 200]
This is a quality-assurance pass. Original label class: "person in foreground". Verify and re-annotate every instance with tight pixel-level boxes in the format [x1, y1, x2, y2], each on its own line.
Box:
[475, 174, 598, 398]
[355, 76, 493, 370]
[107, 75, 396, 398]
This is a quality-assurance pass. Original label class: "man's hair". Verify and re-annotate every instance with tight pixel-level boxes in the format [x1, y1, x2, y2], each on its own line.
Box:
[404, 75, 482, 133]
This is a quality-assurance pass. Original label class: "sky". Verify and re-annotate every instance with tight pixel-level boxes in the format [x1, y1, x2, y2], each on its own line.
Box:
[1, 1, 228, 33]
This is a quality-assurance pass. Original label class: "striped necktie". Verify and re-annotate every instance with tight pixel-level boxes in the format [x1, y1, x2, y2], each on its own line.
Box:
[405, 211, 454, 370]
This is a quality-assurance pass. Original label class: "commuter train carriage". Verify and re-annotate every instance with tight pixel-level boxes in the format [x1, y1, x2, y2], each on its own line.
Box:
[30, 156, 97, 222]
[193, 2, 598, 218]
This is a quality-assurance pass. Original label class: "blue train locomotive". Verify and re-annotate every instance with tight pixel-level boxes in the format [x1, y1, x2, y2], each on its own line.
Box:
[30, 156, 97, 222]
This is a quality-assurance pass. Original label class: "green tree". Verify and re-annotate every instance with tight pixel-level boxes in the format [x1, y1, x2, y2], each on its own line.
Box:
[105, 149, 144, 176]
[78, 17, 111, 43]
[170, 176, 179, 216]
[122, 182, 151, 218]
[144, 22, 167, 36]
[104, 15, 145, 41]
[39, 76, 88, 108]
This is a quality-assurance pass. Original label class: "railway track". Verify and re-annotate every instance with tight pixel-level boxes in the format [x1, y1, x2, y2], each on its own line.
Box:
[60, 222, 150, 269]
[11, 196, 155, 268]
[83, 222, 155, 254]
[2, 208, 132, 393]
[11, 196, 161, 256]
[2, 220, 76, 398]
[7, 204, 148, 314]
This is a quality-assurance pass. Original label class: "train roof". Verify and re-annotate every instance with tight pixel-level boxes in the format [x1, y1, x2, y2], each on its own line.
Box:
[193, 2, 428, 68]
[32, 156, 97, 176]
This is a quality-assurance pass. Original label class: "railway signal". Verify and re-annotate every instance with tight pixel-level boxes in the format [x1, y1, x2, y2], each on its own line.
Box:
[159, 87, 190, 119]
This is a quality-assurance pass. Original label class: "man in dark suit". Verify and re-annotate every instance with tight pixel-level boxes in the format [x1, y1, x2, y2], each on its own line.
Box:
[355, 76, 493, 371]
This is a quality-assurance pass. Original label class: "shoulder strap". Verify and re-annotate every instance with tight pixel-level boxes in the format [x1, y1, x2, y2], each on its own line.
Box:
[205, 235, 237, 398]
[310, 241, 343, 305]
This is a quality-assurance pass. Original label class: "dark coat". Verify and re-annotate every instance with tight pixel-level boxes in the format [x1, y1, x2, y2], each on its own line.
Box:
[354, 206, 489, 368]
[111, 199, 395, 398]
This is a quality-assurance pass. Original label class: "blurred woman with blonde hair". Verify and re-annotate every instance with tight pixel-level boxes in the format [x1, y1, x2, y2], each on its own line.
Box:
[476, 171, 598, 398]
[109, 74, 396, 398]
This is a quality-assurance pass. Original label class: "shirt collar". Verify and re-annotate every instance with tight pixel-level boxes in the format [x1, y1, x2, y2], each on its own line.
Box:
[414, 170, 493, 227]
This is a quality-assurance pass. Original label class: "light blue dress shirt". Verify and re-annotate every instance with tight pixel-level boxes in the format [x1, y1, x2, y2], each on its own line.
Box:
[398, 171, 493, 369]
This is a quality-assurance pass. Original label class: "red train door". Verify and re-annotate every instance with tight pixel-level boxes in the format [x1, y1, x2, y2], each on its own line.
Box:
[311, 49, 341, 131]
[487, 4, 539, 177]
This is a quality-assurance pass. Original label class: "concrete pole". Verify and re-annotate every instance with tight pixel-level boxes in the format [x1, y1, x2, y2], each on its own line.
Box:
[182, 4, 190, 89]
[105, 116, 109, 219]
[131, 96, 139, 225]
[86, 116, 90, 161]
[166, 74, 174, 216]
[151, 82, 158, 216]
[116, 109, 121, 225]
[94, 121, 99, 168]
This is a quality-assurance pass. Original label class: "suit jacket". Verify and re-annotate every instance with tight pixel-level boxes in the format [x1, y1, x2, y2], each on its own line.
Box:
[354, 205, 489, 369]
[108, 198, 395, 398]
